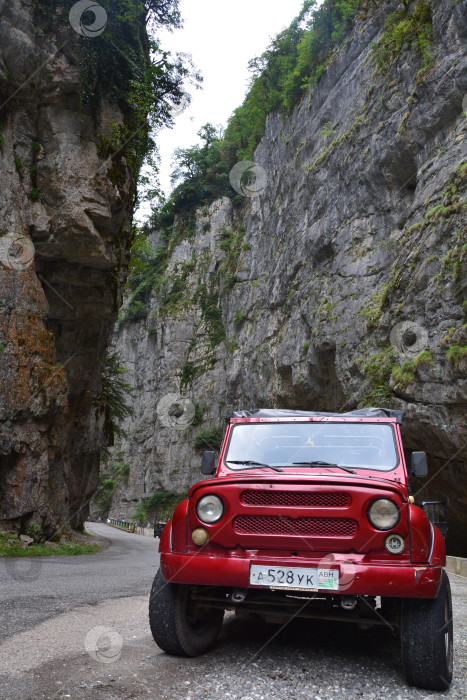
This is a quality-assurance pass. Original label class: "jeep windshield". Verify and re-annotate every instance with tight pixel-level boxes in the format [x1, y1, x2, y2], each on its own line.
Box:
[224, 422, 399, 472]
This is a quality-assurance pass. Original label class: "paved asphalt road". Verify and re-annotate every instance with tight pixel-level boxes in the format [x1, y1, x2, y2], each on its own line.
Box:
[0, 523, 159, 643]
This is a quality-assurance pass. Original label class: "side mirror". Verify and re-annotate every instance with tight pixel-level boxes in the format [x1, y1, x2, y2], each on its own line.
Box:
[410, 451, 428, 477]
[422, 501, 449, 537]
[201, 450, 216, 475]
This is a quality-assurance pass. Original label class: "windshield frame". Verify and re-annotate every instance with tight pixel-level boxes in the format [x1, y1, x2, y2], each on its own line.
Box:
[222, 419, 401, 474]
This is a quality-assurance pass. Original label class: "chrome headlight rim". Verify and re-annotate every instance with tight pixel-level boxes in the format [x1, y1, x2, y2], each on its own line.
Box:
[196, 493, 225, 524]
[367, 497, 401, 531]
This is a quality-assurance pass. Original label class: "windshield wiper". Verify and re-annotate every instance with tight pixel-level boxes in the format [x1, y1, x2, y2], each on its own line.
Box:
[292, 461, 356, 474]
[226, 460, 284, 472]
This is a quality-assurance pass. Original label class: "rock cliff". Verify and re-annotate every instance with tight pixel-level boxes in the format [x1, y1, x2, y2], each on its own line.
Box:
[0, 0, 135, 535]
[107, 0, 467, 554]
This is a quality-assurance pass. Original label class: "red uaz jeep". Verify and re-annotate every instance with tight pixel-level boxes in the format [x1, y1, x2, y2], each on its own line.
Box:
[149, 408, 453, 691]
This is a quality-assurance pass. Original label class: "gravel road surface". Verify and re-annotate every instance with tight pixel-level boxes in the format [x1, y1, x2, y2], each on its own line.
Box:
[0, 524, 465, 699]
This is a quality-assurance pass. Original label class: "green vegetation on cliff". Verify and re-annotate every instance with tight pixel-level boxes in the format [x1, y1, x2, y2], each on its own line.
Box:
[132, 491, 188, 523]
[194, 426, 223, 451]
[94, 453, 131, 517]
[154, 0, 369, 224]
[151, 0, 433, 229]
[34, 1, 197, 197]
[98, 352, 134, 447]
[371, 0, 433, 72]
[225, 0, 363, 158]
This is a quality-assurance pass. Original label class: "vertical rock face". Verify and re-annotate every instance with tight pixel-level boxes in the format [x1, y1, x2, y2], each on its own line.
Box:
[0, 0, 134, 534]
[109, 0, 467, 554]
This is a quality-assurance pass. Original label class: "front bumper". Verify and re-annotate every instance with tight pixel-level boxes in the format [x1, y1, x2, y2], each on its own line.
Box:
[160, 551, 443, 599]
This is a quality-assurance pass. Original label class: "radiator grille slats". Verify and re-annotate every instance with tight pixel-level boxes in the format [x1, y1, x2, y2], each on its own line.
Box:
[234, 515, 357, 537]
[240, 490, 350, 508]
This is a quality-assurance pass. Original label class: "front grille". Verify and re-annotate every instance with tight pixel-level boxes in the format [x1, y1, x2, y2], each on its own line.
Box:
[234, 515, 357, 537]
[241, 490, 351, 508]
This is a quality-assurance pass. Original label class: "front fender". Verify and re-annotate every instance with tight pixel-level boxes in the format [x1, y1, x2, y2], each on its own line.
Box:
[159, 519, 172, 553]
[170, 499, 189, 553]
[409, 504, 432, 562]
[430, 523, 446, 567]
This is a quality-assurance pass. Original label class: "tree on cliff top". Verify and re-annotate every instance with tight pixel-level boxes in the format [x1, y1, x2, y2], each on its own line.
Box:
[167, 124, 230, 215]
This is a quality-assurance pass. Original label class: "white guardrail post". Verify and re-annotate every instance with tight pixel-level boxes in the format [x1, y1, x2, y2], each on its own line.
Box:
[445, 556, 467, 578]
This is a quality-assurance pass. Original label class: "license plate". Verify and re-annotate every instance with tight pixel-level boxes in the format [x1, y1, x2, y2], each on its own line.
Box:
[250, 565, 339, 591]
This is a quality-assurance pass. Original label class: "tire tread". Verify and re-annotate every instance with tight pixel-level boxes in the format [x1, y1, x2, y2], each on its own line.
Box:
[401, 570, 453, 690]
[149, 570, 189, 656]
[149, 570, 223, 657]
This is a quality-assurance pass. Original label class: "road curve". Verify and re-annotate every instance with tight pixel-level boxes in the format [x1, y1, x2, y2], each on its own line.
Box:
[0, 523, 159, 643]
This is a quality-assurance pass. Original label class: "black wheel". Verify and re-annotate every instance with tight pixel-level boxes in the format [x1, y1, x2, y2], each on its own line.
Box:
[401, 570, 453, 690]
[149, 569, 224, 656]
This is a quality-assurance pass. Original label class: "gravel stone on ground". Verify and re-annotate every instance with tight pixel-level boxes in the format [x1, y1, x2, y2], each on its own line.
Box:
[0, 574, 464, 699]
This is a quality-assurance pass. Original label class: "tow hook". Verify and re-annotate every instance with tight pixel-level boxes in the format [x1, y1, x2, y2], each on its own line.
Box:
[231, 588, 247, 603]
[340, 595, 357, 611]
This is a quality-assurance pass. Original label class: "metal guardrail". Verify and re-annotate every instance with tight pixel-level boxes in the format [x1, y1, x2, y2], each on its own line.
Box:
[107, 519, 155, 537]
[108, 518, 136, 532]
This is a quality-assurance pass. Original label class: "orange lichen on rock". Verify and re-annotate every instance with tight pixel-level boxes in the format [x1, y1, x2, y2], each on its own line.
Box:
[0, 311, 68, 417]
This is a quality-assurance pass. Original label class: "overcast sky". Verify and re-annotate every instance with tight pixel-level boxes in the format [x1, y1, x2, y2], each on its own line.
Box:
[137, 0, 307, 219]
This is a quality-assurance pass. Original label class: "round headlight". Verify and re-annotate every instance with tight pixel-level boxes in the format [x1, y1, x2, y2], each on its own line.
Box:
[196, 494, 224, 524]
[367, 498, 400, 530]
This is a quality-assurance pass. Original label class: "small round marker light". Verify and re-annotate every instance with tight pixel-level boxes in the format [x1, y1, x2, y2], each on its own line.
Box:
[385, 533, 405, 554]
[192, 527, 209, 546]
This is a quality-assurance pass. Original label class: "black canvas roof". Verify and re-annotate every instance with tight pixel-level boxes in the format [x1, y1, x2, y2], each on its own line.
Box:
[232, 407, 404, 424]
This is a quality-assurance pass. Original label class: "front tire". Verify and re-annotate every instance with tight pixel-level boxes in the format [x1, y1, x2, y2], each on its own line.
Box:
[401, 570, 453, 690]
[149, 569, 224, 656]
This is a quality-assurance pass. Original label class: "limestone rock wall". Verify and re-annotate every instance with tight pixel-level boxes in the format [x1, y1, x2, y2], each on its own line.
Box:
[111, 0, 466, 553]
[0, 0, 134, 535]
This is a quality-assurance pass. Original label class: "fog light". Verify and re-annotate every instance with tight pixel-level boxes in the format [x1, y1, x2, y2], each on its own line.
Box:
[192, 527, 209, 546]
[385, 533, 405, 554]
